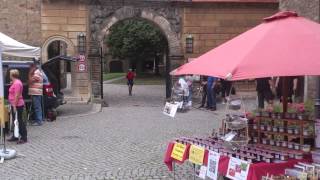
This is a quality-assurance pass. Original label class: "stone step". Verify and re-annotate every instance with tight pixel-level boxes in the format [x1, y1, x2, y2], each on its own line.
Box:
[64, 96, 90, 104]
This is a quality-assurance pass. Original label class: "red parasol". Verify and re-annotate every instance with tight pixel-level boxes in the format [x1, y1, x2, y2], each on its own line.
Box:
[172, 11, 320, 81]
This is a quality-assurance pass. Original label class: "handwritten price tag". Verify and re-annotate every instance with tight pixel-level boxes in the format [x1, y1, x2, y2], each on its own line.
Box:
[171, 143, 187, 161]
[189, 145, 205, 165]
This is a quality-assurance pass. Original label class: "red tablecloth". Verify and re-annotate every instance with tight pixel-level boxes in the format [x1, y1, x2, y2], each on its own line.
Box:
[164, 142, 311, 180]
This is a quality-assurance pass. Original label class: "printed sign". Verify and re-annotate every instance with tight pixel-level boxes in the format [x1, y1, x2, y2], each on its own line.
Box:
[170, 143, 187, 162]
[198, 166, 207, 179]
[227, 157, 250, 180]
[207, 151, 220, 180]
[189, 145, 205, 165]
[78, 63, 86, 72]
[79, 55, 86, 62]
[163, 102, 179, 118]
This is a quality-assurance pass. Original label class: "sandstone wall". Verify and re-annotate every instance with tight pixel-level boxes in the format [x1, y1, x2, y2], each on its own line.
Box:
[41, 0, 90, 100]
[0, 0, 41, 46]
[182, 2, 278, 59]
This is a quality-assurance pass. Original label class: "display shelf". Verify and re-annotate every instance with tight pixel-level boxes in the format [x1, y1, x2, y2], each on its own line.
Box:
[254, 143, 309, 154]
[259, 130, 314, 138]
[256, 116, 315, 122]
[249, 116, 315, 151]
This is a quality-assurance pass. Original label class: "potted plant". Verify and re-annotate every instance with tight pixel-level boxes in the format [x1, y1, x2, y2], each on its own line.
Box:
[294, 125, 300, 135]
[269, 139, 275, 146]
[273, 104, 283, 119]
[295, 103, 306, 120]
[285, 104, 297, 119]
[304, 99, 315, 120]
[261, 105, 272, 117]
[303, 124, 314, 136]
[279, 126, 284, 133]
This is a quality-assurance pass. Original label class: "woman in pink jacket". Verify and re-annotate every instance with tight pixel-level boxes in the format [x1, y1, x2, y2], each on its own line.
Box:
[7, 69, 27, 144]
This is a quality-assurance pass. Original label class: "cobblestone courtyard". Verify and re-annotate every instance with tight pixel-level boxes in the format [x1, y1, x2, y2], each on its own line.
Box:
[1, 84, 227, 180]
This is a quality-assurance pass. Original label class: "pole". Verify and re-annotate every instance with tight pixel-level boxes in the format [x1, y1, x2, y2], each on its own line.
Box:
[282, 77, 289, 113]
[100, 47, 104, 100]
[315, 77, 320, 148]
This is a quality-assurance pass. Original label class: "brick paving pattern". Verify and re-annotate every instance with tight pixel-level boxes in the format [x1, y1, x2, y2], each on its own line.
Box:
[0, 84, 250, 180]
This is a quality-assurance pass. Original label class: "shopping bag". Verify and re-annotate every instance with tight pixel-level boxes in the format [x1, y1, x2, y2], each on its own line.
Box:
[14, 111, 19, 138]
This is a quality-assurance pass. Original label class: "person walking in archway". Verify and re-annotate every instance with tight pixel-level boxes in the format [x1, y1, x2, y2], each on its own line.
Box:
[126, 69, 136, 96]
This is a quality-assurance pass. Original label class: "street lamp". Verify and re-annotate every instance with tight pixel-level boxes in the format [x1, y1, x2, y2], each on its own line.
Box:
[77, 32, 86, 55]
[186, 34, 194, 54]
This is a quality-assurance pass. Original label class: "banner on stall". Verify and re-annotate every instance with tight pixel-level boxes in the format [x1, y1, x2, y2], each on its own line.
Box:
[227, 157, 250, 180]
[189, 145, 205, 165]
[207, 151, 220, 180]
[163, 102, 179, 118]
[170, 143, 187, 161]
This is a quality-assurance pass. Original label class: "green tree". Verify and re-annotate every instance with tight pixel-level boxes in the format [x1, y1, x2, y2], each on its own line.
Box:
[106, 19, 167, 73]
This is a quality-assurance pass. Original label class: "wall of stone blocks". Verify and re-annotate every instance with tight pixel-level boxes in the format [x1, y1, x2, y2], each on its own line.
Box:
[280, 0, 320, 100]
[182, 3, 278, 61]
[41, 0, 90, 100]
[0, 0, 41, 47]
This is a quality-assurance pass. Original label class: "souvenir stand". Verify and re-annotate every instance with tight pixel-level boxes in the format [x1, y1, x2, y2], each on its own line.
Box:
[164, 11, 320, 180]
[0, 32, 40, 162]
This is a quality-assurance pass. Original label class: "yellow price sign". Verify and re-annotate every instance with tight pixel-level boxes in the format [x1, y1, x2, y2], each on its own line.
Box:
[189, 145, 205, 165]
[171, 143, 187, 161]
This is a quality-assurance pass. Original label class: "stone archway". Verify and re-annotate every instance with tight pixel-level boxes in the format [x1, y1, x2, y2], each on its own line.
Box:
[97, 7, 182, 57]
[89, 6, 183, 98]
[41, 35, 76, 62]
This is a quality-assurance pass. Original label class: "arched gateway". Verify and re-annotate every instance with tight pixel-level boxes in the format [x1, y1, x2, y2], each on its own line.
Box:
[88, 3, 184, 99]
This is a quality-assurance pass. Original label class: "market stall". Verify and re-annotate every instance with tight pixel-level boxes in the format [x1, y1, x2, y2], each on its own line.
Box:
[0, 32, 40, 161]
[165, 11, 320, 179]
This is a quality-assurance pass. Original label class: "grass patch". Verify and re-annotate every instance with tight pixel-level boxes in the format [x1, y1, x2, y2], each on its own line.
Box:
[103, 73, 125, 81]
[111, 73, 165, 85]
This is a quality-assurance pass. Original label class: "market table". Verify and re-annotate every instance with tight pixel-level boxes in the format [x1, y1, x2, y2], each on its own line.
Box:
[164, 142, 311, 180]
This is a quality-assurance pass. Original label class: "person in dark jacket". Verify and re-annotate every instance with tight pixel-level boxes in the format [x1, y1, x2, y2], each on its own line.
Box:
[256, 78, 274, 109]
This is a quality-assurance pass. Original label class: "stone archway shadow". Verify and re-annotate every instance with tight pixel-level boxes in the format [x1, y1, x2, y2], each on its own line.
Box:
[97, 6, 182, 56]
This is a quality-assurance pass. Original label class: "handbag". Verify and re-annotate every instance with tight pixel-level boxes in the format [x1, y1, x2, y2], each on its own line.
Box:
[14, 111, 19, 138]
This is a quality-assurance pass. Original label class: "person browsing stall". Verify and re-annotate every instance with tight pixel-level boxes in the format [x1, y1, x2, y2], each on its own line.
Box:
[28, 62, 44, 126]
[7, 69, 27, 144]
[207, 76, 217, 111]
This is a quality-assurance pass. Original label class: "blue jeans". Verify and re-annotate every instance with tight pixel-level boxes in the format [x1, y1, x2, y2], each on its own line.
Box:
[32, 95, 43, 124]
[207, 87, 216, 108]
[187, 86, 192, 102]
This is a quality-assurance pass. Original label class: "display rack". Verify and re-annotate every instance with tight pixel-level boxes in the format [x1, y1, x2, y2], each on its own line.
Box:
[221, 95, 249, 150]
[250, 115, 315, 153]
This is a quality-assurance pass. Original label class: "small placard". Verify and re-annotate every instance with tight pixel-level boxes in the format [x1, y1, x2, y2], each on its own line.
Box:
[207, 151, 220, 180]
[163, 102, 179, 118]
[198, 166, 207, 179]
[227, 157, 250, 180]
[189, 145, 205, 165]
[170, 143, 187, 162]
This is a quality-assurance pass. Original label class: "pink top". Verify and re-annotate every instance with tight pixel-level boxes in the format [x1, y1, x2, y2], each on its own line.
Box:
[9, 79, 24, 107]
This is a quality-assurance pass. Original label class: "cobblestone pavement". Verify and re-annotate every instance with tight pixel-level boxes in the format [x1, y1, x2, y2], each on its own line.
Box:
[1, 84, 255, 180]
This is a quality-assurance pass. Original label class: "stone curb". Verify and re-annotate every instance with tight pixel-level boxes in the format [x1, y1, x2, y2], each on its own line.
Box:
[58, 103, 102, 119]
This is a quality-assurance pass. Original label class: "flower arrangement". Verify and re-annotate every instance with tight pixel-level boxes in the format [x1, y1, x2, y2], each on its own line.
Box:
[294, 103, 305, 114]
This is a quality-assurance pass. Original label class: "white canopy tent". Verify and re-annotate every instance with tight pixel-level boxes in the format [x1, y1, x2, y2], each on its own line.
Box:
[0, 32, 40, 161]
[0, 32, 40, 58]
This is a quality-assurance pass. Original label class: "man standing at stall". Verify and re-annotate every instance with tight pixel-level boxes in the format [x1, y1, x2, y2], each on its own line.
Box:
[256, 77, 274, 109]
[28, 62, 44, 126]
[207, 76, 217, 111]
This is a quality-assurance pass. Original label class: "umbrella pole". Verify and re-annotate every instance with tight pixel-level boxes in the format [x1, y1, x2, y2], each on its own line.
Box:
[282, 77, 289, 113]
